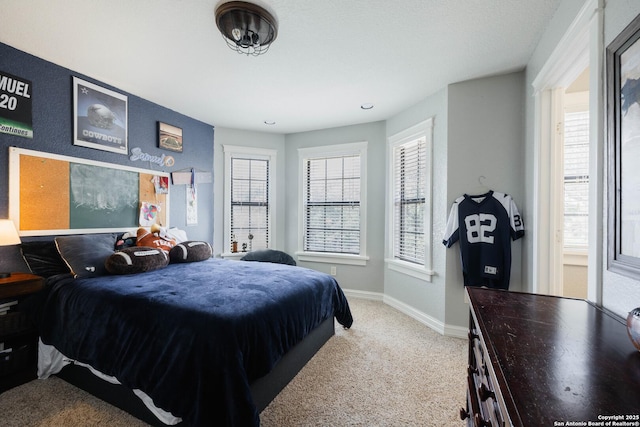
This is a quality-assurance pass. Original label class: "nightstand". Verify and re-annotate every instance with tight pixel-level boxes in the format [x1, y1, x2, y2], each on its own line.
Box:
[0, 273, 45, 394]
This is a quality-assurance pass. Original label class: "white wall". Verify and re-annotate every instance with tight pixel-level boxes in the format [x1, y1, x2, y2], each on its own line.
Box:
[524, 0, 640, 317]
[444, 72, 526, 328]
[283, 121, 387, 293]
[384, 88, 449, 327]
[212, 127, 286, 257]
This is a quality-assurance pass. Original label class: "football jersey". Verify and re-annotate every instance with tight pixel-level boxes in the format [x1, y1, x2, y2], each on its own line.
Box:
[442, 191, 524, 289]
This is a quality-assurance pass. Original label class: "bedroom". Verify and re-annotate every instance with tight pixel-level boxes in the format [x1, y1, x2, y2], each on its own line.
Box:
[1, 0, 640, 425]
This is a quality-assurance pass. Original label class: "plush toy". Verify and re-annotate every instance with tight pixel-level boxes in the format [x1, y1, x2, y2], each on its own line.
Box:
[115, 231, 138, 250]
[169, 241, 213, 263]
[136, 226, 176, 253]
[105, 247, 169, 275]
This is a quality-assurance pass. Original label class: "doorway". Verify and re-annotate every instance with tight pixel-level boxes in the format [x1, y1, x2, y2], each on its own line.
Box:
[531, 0, 603, 299]
[560, 70, 589, 298]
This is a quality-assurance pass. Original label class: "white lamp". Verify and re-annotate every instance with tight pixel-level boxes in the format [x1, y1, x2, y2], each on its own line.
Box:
[0, 219, 21, 278]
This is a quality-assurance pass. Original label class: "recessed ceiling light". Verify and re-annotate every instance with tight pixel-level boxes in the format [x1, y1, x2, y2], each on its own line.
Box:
[360, 103, 374, 110]
[264, 120, 276, 125]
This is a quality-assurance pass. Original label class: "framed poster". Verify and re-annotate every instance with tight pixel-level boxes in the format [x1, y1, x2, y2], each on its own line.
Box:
[607, 13, 640, 279]
[158, 121, 183, 152]
[73, 76, 128, 154]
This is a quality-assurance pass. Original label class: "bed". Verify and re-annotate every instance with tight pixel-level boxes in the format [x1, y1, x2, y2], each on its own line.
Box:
[24, 234, 353, 426]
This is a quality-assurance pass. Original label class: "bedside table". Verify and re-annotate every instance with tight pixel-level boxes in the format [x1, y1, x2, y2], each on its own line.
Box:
[0, 273, 45, 394]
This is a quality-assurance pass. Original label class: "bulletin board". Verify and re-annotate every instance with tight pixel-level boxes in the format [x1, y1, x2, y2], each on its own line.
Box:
[8, 147, 170, 236]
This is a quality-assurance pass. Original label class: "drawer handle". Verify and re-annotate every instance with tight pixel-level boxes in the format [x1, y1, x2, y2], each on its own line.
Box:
[468, 331, 479, 341]
[460, 407, 470, 420]
[467, 365, 478, 376]
[478, 383, 495, 401]
[474, 413, 492, 427]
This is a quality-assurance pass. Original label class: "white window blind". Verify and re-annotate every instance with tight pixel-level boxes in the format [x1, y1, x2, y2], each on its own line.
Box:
[230, 157, 269, 251]
[304, 155, 360, 254]
[393, 137, 426, 264]
[563, 110, 589, 249]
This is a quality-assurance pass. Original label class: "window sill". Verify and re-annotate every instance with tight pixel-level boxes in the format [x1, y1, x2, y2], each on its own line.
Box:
[296, 252, 369, 266]
[563, 250, 588, 267]
[386, 259, 433, 282]
[221, 252, 246, 260]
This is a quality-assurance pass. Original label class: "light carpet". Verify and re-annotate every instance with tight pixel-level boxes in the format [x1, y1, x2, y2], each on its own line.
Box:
[0, 299, 467, 426]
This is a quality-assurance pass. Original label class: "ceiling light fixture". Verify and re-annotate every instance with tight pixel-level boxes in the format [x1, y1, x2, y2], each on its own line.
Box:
[361, 103, 374, 110]
[264, 120, 276, 125]
[215, 1, 278, 56]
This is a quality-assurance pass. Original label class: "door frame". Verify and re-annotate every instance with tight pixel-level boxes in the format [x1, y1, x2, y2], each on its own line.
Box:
[531, 0, 604, 300]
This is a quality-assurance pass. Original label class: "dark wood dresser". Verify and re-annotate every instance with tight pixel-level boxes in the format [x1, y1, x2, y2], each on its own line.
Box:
[1, 273, 45, 393]
[462, 287, 640, 427]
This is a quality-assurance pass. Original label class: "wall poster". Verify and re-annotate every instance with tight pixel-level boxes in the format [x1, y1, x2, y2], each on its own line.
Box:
[73, 76, 128, 154]
[0, 70, 33, 138]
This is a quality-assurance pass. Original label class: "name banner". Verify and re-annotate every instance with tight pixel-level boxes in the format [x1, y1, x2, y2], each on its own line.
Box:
[0, 70, 33, 138]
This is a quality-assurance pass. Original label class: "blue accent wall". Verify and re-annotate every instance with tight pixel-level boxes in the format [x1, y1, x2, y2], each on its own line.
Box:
[0, 42, 214, 243]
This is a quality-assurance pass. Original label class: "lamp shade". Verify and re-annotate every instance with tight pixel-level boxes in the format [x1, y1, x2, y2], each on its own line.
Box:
[0, 219, 21, 246]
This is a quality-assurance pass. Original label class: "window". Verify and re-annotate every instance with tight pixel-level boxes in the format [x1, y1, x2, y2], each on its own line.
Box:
[386, 119, 433, 280]
[563, 109, 589, 249]
[223, 145, 276, 255]
[298, 142, 368, 265]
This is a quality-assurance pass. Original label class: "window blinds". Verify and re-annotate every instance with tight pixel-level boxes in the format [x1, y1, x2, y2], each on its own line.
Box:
[230, 157, 269, 251]
[304, 155, 360, 254]
[563, 110, 589, 249]
[393, 137, 426, 264]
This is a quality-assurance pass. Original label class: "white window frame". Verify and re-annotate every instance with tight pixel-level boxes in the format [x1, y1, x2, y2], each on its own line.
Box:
[297, 141, 369, 266]
[385, 118, 434, 281]
[222, 145, 276, 258]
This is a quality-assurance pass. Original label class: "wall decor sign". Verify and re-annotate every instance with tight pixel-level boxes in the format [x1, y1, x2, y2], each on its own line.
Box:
[73, 76, 128, 154]
[158, 121, 183, 152]
[129, 147, 175, 167]
[0, 70, 33, 138]
[607, 12, 640, 280]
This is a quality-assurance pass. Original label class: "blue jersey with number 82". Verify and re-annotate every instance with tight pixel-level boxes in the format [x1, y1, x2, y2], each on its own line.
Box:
[443, 191, 524, 290]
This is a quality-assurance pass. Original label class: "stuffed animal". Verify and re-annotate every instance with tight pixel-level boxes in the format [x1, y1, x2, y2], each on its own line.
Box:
[136, 226, 176, 253]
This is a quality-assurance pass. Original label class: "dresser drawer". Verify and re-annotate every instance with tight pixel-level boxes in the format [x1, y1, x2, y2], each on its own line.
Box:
[466, 314, 507, 426]
[0, 310, 32, 336]
[0, 342, 36, 377]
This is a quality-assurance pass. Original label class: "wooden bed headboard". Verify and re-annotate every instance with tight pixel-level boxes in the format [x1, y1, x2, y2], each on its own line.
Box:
[8, 147, 170, 236]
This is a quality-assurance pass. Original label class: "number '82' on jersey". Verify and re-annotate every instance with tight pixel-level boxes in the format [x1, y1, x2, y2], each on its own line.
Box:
[442, 191, 524, 289]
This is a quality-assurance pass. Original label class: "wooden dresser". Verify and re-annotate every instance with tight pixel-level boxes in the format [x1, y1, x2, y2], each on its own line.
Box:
[462, 287, 640, 427]
[1, 273, 45, 393]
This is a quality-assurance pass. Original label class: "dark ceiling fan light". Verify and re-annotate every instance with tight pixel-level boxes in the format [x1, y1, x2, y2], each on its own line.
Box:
[215, 1, 278, 56]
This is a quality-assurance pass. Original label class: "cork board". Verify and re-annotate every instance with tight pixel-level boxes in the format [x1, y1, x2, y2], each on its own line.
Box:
[9, 147, 169, 236]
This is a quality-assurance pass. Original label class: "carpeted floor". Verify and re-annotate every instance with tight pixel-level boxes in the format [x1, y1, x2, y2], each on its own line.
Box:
[0, 299, 467, 426]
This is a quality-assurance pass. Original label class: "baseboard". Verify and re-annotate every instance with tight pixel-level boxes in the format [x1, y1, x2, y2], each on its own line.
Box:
[342, 289, 383, 301]
[343, 289, 467, 339]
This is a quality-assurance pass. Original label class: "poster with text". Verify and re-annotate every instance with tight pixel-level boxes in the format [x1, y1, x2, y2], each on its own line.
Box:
[0, 71, 33, 138]
[73, 76, 127, 154]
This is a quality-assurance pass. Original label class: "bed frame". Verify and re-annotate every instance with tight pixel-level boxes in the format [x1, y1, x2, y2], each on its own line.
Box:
[55, 316, 335, 426]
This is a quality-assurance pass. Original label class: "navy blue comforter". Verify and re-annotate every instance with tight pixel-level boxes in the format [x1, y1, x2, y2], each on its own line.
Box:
[38, 258, 353, 426]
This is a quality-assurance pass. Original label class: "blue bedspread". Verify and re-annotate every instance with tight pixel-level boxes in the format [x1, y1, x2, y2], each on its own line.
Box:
[38, 258, 353, 426]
